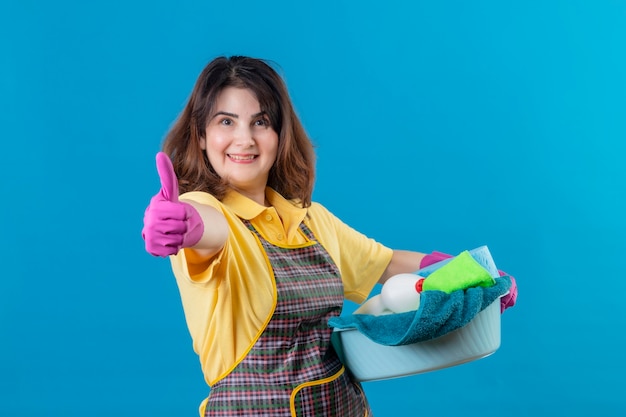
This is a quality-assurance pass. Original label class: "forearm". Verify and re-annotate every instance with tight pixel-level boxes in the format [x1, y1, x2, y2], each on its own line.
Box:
[379, 250, 427, 284]
[181, 199, 229, 258]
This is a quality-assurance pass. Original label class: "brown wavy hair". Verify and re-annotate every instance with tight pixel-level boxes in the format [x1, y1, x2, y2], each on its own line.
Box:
[162, 56, 315, 207]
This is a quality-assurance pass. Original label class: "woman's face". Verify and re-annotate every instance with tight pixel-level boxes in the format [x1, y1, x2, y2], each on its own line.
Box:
[201, 87, 279, 202]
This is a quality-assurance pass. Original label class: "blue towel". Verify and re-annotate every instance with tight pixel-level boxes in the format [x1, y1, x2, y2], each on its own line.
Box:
[329, 276, 511, 346]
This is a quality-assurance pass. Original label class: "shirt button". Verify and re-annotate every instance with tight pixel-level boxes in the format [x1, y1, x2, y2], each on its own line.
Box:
[276, 233, 284, 240]
[265, 214, 273, 221]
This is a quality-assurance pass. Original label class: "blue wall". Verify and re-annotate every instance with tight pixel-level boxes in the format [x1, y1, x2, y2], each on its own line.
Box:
[2, 0, 625, 415]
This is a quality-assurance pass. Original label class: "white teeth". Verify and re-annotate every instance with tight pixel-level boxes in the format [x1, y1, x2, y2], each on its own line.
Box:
[229, 154, 256, 161]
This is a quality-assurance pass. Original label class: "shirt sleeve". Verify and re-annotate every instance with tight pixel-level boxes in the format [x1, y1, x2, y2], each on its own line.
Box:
[306, 203, 393, 304]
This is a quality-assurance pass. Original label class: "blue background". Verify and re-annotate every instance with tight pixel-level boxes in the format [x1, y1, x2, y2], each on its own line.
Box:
[2, 0, 625, 415]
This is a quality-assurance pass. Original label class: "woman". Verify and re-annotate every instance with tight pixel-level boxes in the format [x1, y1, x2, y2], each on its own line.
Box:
[141, 56, 515, 416]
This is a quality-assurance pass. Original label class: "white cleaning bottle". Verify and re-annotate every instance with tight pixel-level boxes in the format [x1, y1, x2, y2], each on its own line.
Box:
[354, 273, 424, 316]
[353, 295, 392, 315]
[380, 273, 423, 313]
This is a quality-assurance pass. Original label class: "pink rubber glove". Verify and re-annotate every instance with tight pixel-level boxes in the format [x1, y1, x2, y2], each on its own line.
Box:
[419, 251, 453, 269]
[499, 274, 517, 313]
[419, 251, 517, 313]
[142, 152, 204, 257]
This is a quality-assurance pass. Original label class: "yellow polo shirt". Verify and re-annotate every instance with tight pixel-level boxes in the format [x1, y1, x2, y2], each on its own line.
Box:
[169, 188, 393, 385]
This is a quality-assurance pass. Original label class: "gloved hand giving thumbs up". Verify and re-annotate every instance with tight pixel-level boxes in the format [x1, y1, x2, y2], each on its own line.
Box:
[142, 152, 204, 257]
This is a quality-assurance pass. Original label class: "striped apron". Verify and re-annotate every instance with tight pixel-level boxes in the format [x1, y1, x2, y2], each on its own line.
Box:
[203, 220, 371, 416]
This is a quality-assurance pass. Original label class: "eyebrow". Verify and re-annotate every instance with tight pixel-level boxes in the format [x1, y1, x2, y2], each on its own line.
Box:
[211, 111, 267, 120]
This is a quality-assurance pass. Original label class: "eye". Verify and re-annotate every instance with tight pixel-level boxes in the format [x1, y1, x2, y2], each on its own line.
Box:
[254, 117, 270, 127]
[219, 118, 233, 126]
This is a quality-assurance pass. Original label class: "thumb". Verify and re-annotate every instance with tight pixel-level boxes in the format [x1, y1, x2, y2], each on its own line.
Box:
[155, 152, 179, 202]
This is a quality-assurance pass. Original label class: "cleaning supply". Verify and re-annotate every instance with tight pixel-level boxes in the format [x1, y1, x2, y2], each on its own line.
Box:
[421, 250, 495, 293]
[419, 251, 453, 268]
[380, 273, 424, 313]
[354, 274, 425, 315]
[329, 276, 512, 345]
[418, 248, 518, 312]
[354, 250, 498, 316]
[352, 294, 393, 316]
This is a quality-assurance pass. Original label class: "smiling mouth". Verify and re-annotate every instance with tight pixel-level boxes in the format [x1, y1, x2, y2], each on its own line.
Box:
[228, 154, 258, 161]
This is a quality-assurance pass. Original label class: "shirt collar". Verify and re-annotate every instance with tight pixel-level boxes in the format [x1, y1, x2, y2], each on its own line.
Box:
[222, 187, 308, 226]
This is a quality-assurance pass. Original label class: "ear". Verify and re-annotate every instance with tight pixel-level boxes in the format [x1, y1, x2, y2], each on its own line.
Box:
[199, 135, 206, 150]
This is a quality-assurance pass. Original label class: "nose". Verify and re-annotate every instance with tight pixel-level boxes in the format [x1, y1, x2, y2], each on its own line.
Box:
[233, 126, 255, 147]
